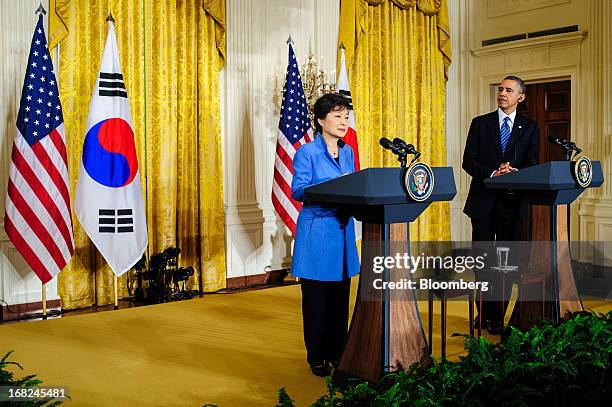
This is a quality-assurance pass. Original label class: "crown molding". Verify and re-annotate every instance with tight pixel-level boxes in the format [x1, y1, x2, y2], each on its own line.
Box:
[471, 31, 587, 57]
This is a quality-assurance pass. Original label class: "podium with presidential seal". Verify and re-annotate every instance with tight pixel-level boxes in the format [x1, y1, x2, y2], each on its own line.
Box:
[484, 158, 604, 327]
[304, 162, 456, 384]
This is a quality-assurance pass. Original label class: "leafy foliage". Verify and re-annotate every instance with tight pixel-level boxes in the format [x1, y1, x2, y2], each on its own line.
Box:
[279, 311, 612, 407]
[275, 387, 295, 407]
[0, 350, 62, 406]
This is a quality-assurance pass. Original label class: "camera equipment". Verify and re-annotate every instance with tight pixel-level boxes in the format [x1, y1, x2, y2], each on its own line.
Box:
[173, 266, 194, 283]
[172, 266, 195, 300]
[132, 246, 197, 304]
[130, 254, 147, 302]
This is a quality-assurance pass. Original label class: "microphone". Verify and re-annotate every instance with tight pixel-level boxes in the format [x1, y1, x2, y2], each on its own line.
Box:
[548, 136, 581, 152]
[567, 141, 582, 154]
[548, 136, 582, 160]
[392, 137, 416, 154]
[547, 136, 568, 147]
[379, 137, 401, 154]
[393, 137, 421, 164]
[337, 139, 346, 148]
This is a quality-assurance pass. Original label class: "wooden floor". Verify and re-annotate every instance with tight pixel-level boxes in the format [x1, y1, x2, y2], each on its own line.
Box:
[0, 279, 610, 406]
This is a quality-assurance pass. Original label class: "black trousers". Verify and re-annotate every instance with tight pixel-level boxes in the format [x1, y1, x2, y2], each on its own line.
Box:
[471, 192, 521, 323]
[300, 278, 351, 366]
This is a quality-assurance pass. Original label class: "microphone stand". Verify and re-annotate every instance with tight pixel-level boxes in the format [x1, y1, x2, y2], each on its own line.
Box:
[398, 153, 408, 168]
[550, 138, 578, 161]
[408, 152, 420, 166]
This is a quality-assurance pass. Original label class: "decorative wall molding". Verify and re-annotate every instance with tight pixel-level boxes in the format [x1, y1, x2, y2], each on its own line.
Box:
[471, 30, 586, 57]
[579, 199, 612, 264]
[579, 200, 612, 219]
[446, 0, 471, 241]
[1, 299, 61, 321]
[578, 0, 612, 245]
[588, 0, 612, 201]
[0, 0, 60, 309]
[487, 0, 571, 18]
[314, 0, 341, 75]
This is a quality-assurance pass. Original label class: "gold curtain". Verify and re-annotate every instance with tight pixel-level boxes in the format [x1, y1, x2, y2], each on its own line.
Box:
[50, 0, 226, 309]
[339, 0, 451, 240]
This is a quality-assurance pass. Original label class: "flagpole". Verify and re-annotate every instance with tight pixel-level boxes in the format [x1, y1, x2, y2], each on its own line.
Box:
[41, 283, 47, 320]
[35, 3, 46, 15]
[286, 35, 296, 284]
[35, 1, 48, 321]
[114, 276, 119, 310]
[109, 10, 118, 312]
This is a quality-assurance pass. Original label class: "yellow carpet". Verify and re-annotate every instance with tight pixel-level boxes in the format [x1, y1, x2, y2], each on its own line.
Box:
[0, 280, 609, 406]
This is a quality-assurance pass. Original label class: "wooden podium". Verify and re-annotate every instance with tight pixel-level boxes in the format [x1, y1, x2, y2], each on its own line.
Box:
[304, 167, 456, 383]
[485, 161, 604, 325]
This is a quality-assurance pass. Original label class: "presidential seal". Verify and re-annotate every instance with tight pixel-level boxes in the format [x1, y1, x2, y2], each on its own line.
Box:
[405, 162, 434, 202]
[573, 156, 593, 188]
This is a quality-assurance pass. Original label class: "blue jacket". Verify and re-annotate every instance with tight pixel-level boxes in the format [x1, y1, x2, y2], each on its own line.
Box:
[290, 134, 360, 281]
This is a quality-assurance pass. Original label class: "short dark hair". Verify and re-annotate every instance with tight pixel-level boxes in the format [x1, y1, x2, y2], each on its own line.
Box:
[504, 75, 526, 94]
[313, 93, 351, 134]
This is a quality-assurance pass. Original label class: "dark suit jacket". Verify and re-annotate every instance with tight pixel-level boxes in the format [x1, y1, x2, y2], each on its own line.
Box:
[462, 110, 540, 220]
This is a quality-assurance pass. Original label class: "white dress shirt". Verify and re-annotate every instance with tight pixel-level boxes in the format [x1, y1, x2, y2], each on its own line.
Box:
[491, 108, 518, 177]
[498, 108, 517, 132]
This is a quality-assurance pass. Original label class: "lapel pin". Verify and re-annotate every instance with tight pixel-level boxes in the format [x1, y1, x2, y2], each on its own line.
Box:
[518, 125, 522, 129]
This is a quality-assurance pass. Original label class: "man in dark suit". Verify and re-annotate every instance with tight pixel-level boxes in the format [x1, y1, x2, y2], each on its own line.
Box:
[462, 76, 540, 334]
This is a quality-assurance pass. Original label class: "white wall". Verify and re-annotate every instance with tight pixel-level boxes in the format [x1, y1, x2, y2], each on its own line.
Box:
[446, 0, 471, 241]
[0, 0, 59, 308]
[223, 0, 339, 279]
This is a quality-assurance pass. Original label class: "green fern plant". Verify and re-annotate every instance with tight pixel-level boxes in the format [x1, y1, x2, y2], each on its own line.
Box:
[275, 387, 295, 407]
[278, 311, 612, 407]
[0, 351, 62, 407]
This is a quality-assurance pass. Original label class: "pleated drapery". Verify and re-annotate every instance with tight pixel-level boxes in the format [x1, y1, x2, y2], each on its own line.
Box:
[339, 0, 452, 240]
[50, 0, 226, 309]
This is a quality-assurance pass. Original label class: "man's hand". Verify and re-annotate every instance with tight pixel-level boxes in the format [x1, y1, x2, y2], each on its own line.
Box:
[492, 162, 517, 177]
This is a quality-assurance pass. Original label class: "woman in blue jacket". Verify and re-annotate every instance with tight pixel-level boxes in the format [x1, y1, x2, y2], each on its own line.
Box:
[291, 93, 360, 377]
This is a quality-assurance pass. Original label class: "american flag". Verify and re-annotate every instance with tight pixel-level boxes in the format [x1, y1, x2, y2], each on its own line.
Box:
[271, 42, 313, 236]
[4, 14, 74, 284]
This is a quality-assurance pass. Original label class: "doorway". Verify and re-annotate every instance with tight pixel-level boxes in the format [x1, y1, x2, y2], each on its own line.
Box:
[518, 80, 571, 163]
[518, 80, 572, 240]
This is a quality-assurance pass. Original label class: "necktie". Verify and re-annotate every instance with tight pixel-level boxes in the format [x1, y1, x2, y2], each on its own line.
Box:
[500, 116, 511, 154]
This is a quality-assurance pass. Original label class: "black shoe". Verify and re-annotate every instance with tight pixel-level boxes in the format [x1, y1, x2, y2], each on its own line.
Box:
[486, 320, 503, 335]
[310, 363, 331, 377]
